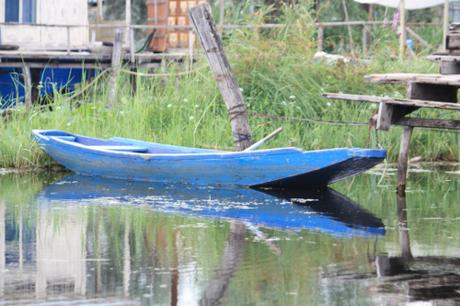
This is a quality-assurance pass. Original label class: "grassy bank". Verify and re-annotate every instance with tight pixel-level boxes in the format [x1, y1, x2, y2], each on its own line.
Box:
[1, 6, 458, 169]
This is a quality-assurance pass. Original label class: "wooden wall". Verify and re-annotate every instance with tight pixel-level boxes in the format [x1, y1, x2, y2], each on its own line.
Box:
[0, 0, 89, 50]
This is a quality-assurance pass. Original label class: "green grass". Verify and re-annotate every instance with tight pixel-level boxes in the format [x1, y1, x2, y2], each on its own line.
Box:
[0, 4, 458, 170]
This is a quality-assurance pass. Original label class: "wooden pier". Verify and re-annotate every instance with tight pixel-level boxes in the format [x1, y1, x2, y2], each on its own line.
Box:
[0, 41, 190, 107]
[325, 56, 460, 195]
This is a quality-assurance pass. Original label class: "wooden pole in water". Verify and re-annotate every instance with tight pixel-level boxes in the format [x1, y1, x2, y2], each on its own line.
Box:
[189, 4, 252, 150]
[397, 194, 412, 259]
[397, 126, 413, 195]
[107, 29, 123, 109]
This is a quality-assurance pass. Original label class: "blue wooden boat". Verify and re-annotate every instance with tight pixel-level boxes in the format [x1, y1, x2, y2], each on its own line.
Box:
[39, 175, 385, 237]
[32, 129, 386, 188]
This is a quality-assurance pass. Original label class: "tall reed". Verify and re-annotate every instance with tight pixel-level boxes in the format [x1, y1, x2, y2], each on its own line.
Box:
[0, 3, 458, 170]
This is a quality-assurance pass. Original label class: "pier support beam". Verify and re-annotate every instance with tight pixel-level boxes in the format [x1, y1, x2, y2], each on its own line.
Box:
[397, 126, 413, 195]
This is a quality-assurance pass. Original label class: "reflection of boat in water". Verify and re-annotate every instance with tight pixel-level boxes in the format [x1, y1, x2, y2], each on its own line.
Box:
[39, 175, 385, 237]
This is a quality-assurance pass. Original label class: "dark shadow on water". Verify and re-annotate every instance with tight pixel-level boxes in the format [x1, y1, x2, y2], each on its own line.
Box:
[373, 194, 460, 303]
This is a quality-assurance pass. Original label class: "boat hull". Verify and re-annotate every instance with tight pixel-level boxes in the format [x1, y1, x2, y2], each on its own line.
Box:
[32, 130, 386, 188]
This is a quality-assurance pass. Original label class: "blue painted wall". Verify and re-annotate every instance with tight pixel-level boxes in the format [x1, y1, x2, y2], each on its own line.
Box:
[0, 67, 96, 109]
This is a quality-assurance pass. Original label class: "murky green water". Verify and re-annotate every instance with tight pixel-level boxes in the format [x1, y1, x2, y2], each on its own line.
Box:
[0, 165, 459, 305]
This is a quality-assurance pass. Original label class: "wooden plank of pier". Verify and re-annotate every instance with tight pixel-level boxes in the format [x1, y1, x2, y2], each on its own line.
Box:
[323, 93, 460, 111]
[364, 73, 460, 87]
[395, 117, 460, 130]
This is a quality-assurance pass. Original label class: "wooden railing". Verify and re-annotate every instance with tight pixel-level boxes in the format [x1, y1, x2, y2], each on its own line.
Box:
[0, 20, 443, 60]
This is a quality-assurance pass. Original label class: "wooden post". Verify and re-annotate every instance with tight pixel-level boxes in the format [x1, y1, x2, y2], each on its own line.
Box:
[22, 64, 32, 108]
[317, 25, 324, 51]
[129, 67, 137, 95]
[219, 0, 225, 30]
[189, 4, 252, 150]
[443, 0, 449, 51]
[396, 194, 412, 259]
[399, 0, 406, 61]
[66, 26, 71, 54]
[397, 126, 413, 195]
[125, 0, 131, 44]
[341, 0, 354, 56]
[97, 0, 103, 23]
[129, 27, 135, 64]
[30, 68, 41, 105]
[362, 25, 368, 56]
[376, 102, 393, 130]
[107, 29, 123, 109]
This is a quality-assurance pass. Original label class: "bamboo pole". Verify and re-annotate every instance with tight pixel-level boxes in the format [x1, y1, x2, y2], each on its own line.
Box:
[189, 4, 252, 150]
[219, 0, 225, 30]
[443, 0, 449, 51]
[341, 0, 355, 56]
[107, 30, 123, 109]
[125, 0, 131, 44]
[244, 127, 283, 151]
[399, 0, 406, 60]
[97, 0, 103, 23]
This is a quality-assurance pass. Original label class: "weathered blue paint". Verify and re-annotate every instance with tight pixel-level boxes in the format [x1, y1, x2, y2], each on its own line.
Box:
[0, 68, 95, 108]
[32, 129, 386, 188]
[39, 175, 386, 237]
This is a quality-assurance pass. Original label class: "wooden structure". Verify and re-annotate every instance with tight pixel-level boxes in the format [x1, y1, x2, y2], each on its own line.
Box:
[324, 60, 460, 195]
[0, 0, 89, 50]
[189, 4, 252, 150]
[0, 47, 185, 107]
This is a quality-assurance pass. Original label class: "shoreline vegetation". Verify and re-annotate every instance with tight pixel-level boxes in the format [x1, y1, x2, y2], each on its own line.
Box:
[0, 5, 459, 170]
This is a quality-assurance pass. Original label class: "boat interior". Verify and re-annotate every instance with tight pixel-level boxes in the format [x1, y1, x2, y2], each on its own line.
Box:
[34, 130, 220, 154]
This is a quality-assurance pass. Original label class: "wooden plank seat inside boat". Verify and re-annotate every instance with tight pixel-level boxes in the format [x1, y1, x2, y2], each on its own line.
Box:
[87, 145, 150, 153]
[51, 135, 150, 153]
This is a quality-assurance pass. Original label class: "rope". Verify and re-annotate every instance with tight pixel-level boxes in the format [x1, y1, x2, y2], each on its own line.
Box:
[65, 68, 111, 101]
[252, 112, 460, 134]
[120, 65, 208, 78]
[252, 112, 369, 126]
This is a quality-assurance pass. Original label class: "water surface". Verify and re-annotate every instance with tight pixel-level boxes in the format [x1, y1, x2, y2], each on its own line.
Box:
[0, 164, 459, 305]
